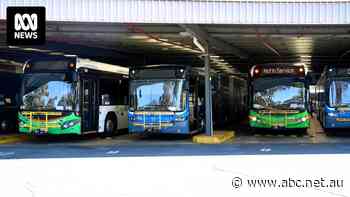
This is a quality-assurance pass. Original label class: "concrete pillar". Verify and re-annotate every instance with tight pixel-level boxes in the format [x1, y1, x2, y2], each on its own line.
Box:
[204, 52, 213, 136]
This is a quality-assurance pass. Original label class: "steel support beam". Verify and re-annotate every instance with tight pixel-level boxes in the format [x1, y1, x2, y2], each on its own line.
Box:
[204, 51, 213, 136]
[180, 24, 249, 59]
[181, 24, 213, 136]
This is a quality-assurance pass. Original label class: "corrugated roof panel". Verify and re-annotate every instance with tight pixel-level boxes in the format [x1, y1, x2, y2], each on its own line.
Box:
[1, 0, 350, 25]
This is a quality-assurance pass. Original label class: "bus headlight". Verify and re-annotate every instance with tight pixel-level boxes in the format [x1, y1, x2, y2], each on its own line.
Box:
[61, 120, 80, 129]
[249, 116, 257, 121]
[300, 115, 311, 122]
[327, 112, 337, 117]
[175, 115, 186, 121]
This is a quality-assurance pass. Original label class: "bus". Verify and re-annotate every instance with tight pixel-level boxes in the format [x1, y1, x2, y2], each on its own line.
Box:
[128, 65, 206, 134]
[315, 65, 350, 130]
[249, 64, 310, 131]
[212, 74, 248, 129]
[18, 56, 129, 135]
[0, 72, 21, 133]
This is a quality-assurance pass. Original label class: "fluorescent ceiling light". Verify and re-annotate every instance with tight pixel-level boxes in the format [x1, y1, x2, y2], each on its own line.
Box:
[193, 37, 205, 53]
[129, 35, 149, 39]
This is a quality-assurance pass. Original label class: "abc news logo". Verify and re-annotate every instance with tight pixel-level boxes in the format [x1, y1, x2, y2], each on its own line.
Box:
[7, 7, 45, 45]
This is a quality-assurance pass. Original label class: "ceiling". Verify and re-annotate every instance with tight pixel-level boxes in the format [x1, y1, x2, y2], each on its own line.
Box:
[1, 21, 350, 76]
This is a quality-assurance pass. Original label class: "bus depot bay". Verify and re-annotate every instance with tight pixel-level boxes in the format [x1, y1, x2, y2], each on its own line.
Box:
[315, 65, 350, 131]
[18, 56, 129, 135]
[128, 65, 206, 134]
[249, 64, 310, 131]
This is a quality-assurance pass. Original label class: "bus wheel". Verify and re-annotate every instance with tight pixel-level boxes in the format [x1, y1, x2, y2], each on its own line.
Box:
[104, 114, 117, 137]
[324, 128, 334, 136]
[297, 128, 307, 137]
[248, 127, 256, 135]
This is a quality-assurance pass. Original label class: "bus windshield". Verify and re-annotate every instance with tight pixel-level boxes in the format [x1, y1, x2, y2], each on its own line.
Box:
[21, 73, 76, 111]
[329, 79, 350, 108]
[253, 77, 305, 110]
[130, 79, 184, 111]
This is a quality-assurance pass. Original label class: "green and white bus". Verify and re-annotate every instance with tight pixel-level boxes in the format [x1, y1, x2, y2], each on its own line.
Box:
[249, 64, 310, 131]
[19, 55, 129, 135]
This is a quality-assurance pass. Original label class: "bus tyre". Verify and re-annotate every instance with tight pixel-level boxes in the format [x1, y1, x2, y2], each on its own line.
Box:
[324, 128, 334, 136]
[249, 127, 255, 135]
[104, 114, 117, 137]
[297, 128, 307, 137]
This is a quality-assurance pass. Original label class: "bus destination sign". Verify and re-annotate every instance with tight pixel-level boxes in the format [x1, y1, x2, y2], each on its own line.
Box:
[262, 67, 297, 75]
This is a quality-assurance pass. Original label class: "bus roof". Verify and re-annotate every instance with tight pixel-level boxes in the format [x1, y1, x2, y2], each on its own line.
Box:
[134, 64, 187, 69]
[77, 58, 129, 75]
[253, 63, 305, 67]
[132, 65, 216, 76]
[23, 55, 129, 75]
[321, 65, 350, 77]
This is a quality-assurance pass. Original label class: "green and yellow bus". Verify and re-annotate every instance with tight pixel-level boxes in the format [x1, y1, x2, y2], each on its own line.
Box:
[249, 64, 310, 131]
[19, 55, 129, 135]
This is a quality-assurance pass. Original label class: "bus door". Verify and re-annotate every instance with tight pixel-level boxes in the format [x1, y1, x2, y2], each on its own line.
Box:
[189, 78, 204, 131]
[82, 79, 98, 132]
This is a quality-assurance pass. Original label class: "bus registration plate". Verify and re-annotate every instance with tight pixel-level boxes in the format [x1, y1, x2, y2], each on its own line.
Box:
[33, 128, 48, 134]
[336, 118, 350, 122]
[272, 124, 284, 128]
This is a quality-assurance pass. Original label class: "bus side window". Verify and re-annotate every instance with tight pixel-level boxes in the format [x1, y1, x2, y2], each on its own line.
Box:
[320, 92, 324, 105]
[101, 94, 111, 105]
[0, 95, 4, 106]
[122, 79, 129, 105]
[113, 79, 126, 105]
[99, 78, 116, 105]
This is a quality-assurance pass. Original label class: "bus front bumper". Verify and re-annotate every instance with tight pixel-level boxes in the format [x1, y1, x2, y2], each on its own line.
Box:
[249, 111, 310, 129]
[129, 121, 190, 134]
[249, 121, 310, 129]
[324, 116, 350, 129]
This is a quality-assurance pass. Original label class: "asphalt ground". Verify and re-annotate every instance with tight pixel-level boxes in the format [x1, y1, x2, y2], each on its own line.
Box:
[0, 117, 350, 159]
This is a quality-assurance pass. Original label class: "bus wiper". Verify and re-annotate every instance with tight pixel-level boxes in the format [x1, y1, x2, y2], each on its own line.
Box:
[335, 104, 350, 109]
[266, 106, 281, 111]
[136, 106, 146, 111]
[254, 105, 275, 110]
[141, 105, 161, 110]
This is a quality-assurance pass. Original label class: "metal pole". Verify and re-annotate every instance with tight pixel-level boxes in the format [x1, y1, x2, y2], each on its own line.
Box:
[204, 51, 213, 136]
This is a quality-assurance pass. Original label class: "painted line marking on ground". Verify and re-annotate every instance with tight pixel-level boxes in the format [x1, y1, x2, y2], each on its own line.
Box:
[106, 150, 120, 155]
[260, 147, 271, 152]
[0, 152, 15, 157]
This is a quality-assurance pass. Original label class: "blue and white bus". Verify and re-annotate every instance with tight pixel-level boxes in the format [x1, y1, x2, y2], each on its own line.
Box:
[128, 65, 205, 134]
[315, 65, 350, 130]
